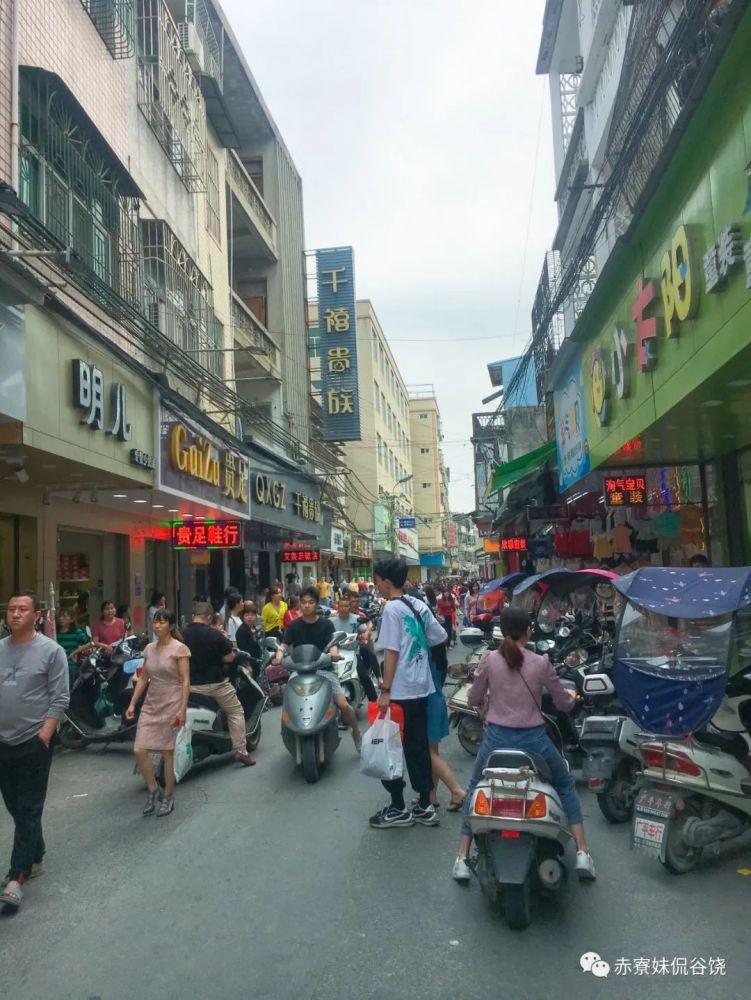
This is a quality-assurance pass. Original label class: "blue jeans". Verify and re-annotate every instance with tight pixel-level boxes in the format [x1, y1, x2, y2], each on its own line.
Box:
[461, 723, 582, 837]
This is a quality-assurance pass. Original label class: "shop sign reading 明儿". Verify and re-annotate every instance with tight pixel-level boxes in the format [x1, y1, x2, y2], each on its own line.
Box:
[72, 359, 131, 441]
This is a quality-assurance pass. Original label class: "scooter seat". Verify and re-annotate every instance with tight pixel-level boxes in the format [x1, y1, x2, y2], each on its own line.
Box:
[483, 749, 553, 784]
[188, 692, 221, 711]
[694, 729, 749, 760]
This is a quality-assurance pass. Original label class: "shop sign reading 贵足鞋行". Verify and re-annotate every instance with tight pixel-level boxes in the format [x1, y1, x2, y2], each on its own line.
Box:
[315, 247, 362, 442]
[159, 405, 250, 517]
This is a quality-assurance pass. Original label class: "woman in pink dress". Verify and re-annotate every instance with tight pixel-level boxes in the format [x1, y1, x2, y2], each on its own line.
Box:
[126, 610, 190, 818]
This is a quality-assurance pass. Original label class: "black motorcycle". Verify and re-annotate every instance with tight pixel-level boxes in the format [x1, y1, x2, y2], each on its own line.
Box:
[59, 635, 149, 750]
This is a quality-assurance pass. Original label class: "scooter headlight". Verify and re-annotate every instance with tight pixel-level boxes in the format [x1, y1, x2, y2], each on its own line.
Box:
[290, 677, 324, 697]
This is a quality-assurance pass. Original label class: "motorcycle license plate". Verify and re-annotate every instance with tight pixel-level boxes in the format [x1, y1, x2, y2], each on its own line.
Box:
[635, 788, 673, 818]
[632, 815, 666, 857]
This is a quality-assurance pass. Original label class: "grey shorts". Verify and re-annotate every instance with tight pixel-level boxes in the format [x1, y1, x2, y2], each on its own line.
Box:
[290, 670, 344, 697]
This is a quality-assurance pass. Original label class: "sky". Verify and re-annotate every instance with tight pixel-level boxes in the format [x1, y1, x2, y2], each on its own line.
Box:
[222, 0, 557, 513]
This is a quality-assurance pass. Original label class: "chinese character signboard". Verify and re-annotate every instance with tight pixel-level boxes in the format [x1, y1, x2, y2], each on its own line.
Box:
[316, 247, 362, 441]
[501, 538, 527, 552]
[282, 543, 320, 563]
[171, 520, 243, 550]
[604, 474, 647, 507]
[159, 405, 250, 517]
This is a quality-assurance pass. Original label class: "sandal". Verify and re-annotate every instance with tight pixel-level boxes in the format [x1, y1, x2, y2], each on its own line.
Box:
[446, 794, 466, 813]
[0, 882, 23, 909]
[156, 795, 174, 817]
[2, 861, 44, 888]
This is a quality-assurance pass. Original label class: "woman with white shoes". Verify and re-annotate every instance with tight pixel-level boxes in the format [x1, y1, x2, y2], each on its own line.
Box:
[452, 607, 596, 883]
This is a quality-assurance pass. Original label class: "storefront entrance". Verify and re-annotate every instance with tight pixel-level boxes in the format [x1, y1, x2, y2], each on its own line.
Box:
[57, 528, 128, 628]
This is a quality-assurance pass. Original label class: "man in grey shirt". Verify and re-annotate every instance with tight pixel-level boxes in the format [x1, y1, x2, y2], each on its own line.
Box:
[0, 591, 69, 910]
[330, 593, 361, 634]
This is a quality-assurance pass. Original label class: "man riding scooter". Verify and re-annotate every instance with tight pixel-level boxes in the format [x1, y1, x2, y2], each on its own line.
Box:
[272, 586, 363, 752]
[182, 602, 256, 767]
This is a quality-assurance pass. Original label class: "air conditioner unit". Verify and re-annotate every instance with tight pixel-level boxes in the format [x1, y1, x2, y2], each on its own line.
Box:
[179, 22, 204, 74]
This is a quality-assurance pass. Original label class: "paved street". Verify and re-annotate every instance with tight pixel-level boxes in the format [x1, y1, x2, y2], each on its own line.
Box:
[1, 647, 749, 1000]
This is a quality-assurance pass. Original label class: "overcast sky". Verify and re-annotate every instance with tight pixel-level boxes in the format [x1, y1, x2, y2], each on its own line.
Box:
[223, 0, 557, 513]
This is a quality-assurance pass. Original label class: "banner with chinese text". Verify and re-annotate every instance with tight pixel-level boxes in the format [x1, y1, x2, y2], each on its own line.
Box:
[316, 246, 362, 441]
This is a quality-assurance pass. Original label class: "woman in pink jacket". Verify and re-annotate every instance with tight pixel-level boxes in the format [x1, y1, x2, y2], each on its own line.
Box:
[451, 607, 596, 883]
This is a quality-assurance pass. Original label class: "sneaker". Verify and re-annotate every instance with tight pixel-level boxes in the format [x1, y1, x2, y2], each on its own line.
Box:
[142, 788, 161, 816]
[156, 795, 175, 818]
[576, 850, 596, 881]
[412, 804, 440, 827]
[452, 856, 471, 882]
[369, 806, 415, 829]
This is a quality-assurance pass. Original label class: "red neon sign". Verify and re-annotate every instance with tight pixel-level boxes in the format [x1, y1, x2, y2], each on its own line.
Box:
[501, 538, 527, 552]
[604, 475, 647, 507]
[282, 542, 320, 563]
[171, 520, 243, 549]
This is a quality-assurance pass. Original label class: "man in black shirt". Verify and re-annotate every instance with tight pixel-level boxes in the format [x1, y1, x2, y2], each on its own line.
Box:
[273, 587, 362, 752]
[182, 602, 255, 766]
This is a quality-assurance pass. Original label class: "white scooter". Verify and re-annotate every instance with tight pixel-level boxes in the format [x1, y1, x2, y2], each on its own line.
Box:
[632, 667, 751, 873]
[467, 747, 574, 930]
[579, 672, 647, 823]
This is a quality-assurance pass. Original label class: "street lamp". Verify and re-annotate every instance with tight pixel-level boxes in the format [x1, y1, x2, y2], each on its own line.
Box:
[387, 474, 413, 554]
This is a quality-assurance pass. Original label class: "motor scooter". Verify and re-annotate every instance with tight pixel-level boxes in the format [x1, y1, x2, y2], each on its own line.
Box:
[609, 567, 751, 872]
[58, 635, 147, 750]
[281, 635, 345, 783]
[467, 745, 575, 930]
[187, 651, 268, 765]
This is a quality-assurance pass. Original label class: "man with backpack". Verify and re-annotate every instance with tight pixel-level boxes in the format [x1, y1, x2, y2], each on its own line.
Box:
[369, 559, 447, 830]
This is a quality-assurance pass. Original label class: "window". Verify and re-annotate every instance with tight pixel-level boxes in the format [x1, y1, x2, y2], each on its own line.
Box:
[374, 382, 380, 414]
[420, 447, 430, 454]
[18, 69, 141, 311]
[422, 483, 432, 489]
[419, 413, 428, 420]
[81, 0, 135, 59]
[372, 335, 378, 362]
[381, 390, 387, 416]
[205, 148, 221, 241]
[308, 328, 321, 359]
[377, 434, 383, 466]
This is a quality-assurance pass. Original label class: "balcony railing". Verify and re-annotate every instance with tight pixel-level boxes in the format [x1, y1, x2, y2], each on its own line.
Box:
[231, 293, 279, 370]
[227, 151, 277, 254]
[136, 0, 206, 192]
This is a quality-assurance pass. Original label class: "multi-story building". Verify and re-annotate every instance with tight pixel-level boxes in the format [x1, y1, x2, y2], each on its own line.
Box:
[409, 386, 449, 579]
[309, 298, 416, 575]
[0, 0, 324, 621]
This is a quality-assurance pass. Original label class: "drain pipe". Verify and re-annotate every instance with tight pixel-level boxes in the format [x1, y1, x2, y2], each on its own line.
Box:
[10, 0, 19, 194]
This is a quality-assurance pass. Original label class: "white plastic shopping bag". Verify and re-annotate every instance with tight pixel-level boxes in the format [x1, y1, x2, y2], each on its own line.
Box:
[173, 721, 194, 783]
[360, 710, 403, 780]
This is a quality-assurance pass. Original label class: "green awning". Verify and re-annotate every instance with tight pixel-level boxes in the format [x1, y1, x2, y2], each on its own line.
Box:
[489, 440, 555, 496]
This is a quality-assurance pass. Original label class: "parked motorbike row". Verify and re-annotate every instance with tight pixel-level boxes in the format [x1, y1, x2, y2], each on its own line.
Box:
[450, 567, 751, 930]
[57, 623, 380, 788]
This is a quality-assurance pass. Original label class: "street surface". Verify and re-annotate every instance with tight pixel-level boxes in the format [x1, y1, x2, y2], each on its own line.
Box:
[1, 646, 748, 1000]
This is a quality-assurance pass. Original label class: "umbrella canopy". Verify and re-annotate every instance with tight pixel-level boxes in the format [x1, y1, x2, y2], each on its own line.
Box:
[613, 567, 751, 619]
[479, 572, 527, 596]
[512, 568, 576, 598]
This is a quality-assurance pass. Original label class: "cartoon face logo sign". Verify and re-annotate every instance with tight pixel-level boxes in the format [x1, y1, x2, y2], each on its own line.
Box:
[590, 349, 611, 426]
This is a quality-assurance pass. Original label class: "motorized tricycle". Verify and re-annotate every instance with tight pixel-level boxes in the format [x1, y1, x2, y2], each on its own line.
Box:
[615, 568, 751, 873]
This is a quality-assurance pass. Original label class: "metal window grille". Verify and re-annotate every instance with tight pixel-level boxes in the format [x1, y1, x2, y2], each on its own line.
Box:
[141, 219, 216, 372]
[205, 147, 220, 240]
[178, 0, 223, 90]
[136, 0, 206, 192]
[559, 73, 580, 156]
[18, 71, 142, 313]
[80, 1, 135, 58]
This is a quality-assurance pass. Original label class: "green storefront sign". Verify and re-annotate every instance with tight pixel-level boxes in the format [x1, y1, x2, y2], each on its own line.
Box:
[552, 14, 751, 484]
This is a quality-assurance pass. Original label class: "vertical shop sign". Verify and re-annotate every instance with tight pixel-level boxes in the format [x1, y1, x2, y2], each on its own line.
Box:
[554, 358, 590, 491]
[316, 246, 362, 441]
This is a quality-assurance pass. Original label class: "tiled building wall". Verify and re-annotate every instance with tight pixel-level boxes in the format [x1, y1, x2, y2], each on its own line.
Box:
[18, 0, 129, 165]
